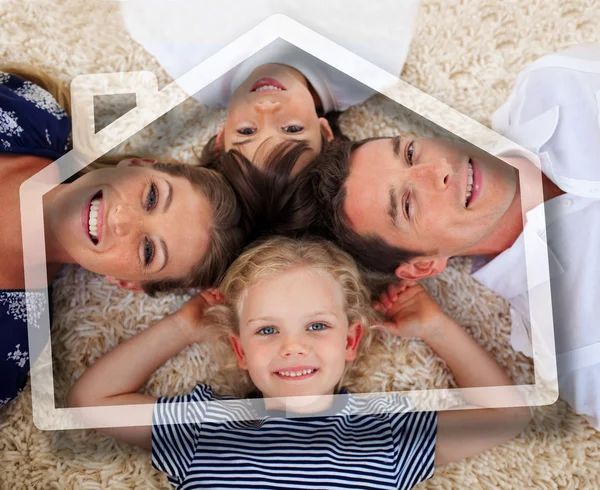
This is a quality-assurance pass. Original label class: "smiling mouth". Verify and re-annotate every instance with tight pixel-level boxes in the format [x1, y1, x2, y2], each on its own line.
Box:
[275, 368, 318, 379]
[88, 191, 102, 245]
[465, 159, 474, 207]
[250, 77, 287, 93]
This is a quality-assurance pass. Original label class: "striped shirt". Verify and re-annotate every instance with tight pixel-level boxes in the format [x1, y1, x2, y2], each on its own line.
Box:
[152, 384, 437, 490]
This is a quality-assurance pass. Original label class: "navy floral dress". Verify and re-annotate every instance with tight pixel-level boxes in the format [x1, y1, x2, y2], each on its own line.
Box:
[0, 72, 71, 408]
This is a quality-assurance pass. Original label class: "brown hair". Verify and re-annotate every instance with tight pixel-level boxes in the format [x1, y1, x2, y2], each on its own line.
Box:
[212, 139, 324, 241]
[203, 237, 381, 397]
[140, 163, 245, 295]
[1, 66, 247, 292]
[307, 137, 425, 275]
[198, 111, 348, 169]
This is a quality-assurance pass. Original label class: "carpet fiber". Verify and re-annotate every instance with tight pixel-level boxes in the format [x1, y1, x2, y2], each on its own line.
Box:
[1, 1, 600, 489]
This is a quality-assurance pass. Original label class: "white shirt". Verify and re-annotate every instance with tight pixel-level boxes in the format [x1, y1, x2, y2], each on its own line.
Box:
[473, 45, 600, 429]
[192, 38, 375, 113]
[121, 1, 420, 110]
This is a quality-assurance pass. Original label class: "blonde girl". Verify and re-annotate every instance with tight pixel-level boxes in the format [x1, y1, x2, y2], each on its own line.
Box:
[68, 237, 531, 490]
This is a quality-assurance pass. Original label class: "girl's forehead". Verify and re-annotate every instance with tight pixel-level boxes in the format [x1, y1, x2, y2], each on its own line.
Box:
[236, 266, 346, 323]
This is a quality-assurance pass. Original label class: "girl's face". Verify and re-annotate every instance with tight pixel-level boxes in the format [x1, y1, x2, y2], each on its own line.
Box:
[229, 267, 362, 410]
[221, 64, 333, 170]
[45, 159, 213, 287]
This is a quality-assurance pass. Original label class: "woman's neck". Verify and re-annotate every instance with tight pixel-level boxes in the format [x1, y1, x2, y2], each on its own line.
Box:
[0, 155, 71, 287]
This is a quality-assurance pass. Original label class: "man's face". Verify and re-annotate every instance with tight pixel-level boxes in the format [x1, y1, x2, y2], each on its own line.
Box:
[344, 136, 518, 258]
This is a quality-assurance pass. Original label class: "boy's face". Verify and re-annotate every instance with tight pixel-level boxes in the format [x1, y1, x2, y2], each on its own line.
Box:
[221, 64, 333, 173]
[229, 267, 362, 411]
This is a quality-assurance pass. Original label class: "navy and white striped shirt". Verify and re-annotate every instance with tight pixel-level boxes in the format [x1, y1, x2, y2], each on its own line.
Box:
[152, 385, 437, 490]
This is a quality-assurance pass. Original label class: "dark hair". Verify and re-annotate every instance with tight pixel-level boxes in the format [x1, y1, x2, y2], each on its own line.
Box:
[212, 140, 324, 242]
[198, 112, 348, 169]
[141, 163, 246, 295]
[306, 138, 425, 275]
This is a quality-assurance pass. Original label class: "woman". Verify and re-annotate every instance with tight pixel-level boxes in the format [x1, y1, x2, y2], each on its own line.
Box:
[0, 66, 245, 408]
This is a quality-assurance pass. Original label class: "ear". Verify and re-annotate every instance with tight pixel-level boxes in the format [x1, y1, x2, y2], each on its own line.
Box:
[345, 321, 364, 362]
[229, 334, 248, 370]
[318, 117, 334, 143]
[104, 275, 144, 292]
[394, 257, 448, 281]
[214, 125, 225, 154]
[116, 157, 157, 169]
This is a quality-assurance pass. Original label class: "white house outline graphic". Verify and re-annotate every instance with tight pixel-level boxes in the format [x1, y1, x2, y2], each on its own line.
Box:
[20, 14, 558, 430]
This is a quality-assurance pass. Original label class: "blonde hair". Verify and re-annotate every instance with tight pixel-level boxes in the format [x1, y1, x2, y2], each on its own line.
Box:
[204, 236, 381, 397]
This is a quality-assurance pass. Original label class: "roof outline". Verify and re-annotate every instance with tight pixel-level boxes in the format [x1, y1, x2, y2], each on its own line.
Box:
[20, 13, 558, 430]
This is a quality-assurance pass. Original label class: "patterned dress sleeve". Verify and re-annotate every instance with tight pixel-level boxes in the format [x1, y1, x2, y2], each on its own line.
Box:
[0, 72, 71, 160]
[0, 289, 51, 409]
[151, 384, 216, 487]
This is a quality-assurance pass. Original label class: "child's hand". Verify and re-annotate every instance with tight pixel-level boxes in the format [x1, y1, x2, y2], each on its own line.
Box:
[373, 280, 418, 311]
[173, 288, 223, 344]
[377, 282, 447, 340]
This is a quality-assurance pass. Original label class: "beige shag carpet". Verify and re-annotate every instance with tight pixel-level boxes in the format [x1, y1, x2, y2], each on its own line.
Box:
[2, 0, 600, 488]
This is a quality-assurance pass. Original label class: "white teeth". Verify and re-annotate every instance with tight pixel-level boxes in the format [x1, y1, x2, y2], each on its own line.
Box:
[254, 85, 282, 92]
[278, 369, 315, 377]
[465, 162, 473, 203]
[89, 198, 101, 238]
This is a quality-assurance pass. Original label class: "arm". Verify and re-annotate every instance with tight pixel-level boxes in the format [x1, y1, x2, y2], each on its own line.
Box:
[379, 283, 532, 466]
[67, 291, 221, 449]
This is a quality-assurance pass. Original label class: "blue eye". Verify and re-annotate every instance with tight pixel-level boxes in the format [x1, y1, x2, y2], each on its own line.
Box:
[308, 322, 327, 331]
[283, 125, 303, 133]
[258, 326, 277, 335]
[143, 237, 155, 266]
[146, 183, 158, 211]
[238, 127, 256, 135]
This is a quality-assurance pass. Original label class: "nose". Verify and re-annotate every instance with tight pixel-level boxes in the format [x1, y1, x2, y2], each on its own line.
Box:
[254, 99, 282, 114]
[415, 159, 451, 193]
[111, 204, 138, 237]
[279, 333, 308, 358]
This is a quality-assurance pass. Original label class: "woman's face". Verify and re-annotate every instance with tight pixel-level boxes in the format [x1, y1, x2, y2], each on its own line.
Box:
[221, 64, 333, 169]
[46, 159, 213, 285]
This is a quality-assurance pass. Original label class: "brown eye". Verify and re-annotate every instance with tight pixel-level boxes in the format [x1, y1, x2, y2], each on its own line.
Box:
[283, 125, 303, 133]
[406, 142, 414, 165]
[238, 127, 256, 135]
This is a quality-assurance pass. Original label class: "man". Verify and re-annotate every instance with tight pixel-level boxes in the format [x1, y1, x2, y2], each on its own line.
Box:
[312, 45, 600, 429]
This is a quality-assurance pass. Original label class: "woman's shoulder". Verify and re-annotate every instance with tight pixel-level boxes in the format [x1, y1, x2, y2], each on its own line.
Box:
[0, 71, 71, 160]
